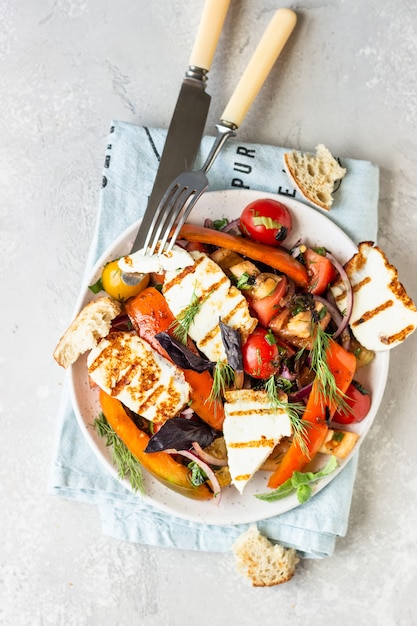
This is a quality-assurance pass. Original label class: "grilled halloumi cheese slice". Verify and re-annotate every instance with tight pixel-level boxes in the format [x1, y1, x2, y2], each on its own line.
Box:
[223, 389, 293, 494]
[330, 242, 417, 351]
[163, 251, 257, 362]
[87, 331, 190, 424]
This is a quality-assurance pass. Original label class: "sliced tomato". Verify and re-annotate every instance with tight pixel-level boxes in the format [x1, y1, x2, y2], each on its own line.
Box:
[241, 327, 281, 379]
[101, 260, 149, 301]
[247, 275, 288, 328]
[304, 248, 338, 295]
[332, 381, 371, 424]
[240, 198, 292, 246]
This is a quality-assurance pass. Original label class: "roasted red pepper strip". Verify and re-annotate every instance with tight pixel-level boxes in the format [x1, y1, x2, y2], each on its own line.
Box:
[125, 287, 225, 430]
[267, 340, 357, 488]
[178, 223, 309, 288]
[99, 389, 213, 500]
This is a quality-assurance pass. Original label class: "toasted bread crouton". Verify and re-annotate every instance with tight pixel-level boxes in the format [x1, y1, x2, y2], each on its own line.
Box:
[233, 525, 299, 587]
[53, 296, 122, 368]
[284, 144, 346, 210]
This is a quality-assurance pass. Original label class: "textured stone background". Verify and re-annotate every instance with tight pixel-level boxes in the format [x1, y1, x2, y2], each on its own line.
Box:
[1, 1, 416, 624]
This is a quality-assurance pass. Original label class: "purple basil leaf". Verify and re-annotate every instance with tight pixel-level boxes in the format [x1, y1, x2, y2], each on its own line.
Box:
[144, 417, 218, 453]
[219, 319, 243, 372]
[155, 332, 215, 372]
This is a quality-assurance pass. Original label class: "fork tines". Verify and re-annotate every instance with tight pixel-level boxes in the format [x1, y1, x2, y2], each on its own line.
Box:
[143, 180, 207, 256]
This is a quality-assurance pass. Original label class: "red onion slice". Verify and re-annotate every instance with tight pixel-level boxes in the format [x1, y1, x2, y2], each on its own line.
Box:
[221, 218, 241, 234]
[192, 441, 228, 467]
[313, 294, 343, 327]
[326, 251, 354, 338]
[165, 448, 222, 502]
[289, 381, 313, 403]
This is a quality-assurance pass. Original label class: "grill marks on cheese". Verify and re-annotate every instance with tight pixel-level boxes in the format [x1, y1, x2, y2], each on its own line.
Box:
[223, 390, 292, 494]
[87, 331, 190, 423]
[331, 242, 417, 350]
[163, 251, 257, 362]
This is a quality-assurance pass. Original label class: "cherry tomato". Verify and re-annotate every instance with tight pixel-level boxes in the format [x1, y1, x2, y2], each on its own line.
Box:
[241, 327, 281, 379]
[332, 381, 371, 424]
[304, 248, 338, 295]
[101, 260, 149, 302]
[247, 275, 288, 328]
[240, 198, 292, 246]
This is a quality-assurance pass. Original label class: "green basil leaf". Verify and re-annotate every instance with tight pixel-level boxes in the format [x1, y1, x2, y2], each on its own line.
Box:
[296, 484, 312, 504]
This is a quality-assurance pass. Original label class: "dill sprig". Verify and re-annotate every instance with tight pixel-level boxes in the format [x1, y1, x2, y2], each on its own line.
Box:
[310, 323, 349, 413]
[264, 375, 310, 456]
[93, 413, 145, 494]
[170, 290, 201, 344]
[208, 360, 235, 404]
[170, 284, 212, 344]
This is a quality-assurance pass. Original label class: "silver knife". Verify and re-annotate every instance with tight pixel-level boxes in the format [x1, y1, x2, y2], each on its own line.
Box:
[130, 0, 231, 253]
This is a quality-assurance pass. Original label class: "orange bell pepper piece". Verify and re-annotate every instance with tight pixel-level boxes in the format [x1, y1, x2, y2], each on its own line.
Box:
[99, 389, 213, 500]
[125, 287, 225, 430]
[178, 223, 309, 288]
[267, 339, 357, 489]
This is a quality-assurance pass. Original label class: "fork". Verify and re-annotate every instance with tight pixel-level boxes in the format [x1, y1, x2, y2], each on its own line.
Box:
[139, 8, 297, 256]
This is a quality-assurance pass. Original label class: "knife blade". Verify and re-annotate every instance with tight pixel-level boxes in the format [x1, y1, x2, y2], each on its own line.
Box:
[130, 0, 231, 253]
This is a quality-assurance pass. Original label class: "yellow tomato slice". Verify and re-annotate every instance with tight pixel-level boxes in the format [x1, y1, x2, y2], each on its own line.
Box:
[101, 260, 149, 301]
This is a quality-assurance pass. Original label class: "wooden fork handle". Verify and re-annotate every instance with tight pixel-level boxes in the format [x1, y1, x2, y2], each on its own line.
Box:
[189, 0, 231, 71]
[221, 8, 297, 128]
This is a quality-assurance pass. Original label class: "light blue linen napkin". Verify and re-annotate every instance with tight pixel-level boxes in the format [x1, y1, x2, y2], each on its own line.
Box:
[49, 120, 379, 558]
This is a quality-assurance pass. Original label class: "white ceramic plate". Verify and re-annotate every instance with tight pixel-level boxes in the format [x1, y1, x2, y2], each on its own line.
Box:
[69, 189, 390, 525]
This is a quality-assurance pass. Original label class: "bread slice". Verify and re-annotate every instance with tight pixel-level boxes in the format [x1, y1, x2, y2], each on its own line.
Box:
[283, 144, 346, 211]
[233, 525, 299, 587]
[53, 296, 122, 368]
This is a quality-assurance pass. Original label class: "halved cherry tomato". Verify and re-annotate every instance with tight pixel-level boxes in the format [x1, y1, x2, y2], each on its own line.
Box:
[240, 198, 292, 246]
[101, 260, 149, 302]
[247, 275, 288, 328]
[241, 327, 281, 379]
[332, 381, 371, 424]
[304, 248, 337, 295]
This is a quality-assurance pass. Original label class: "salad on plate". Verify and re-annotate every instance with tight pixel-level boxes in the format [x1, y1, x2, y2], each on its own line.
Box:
[54, 190, 416, 524]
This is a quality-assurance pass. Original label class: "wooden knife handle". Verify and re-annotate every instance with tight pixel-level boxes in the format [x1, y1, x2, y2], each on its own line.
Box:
[221, 8, 297, 128]
[189, 0, 231, 71]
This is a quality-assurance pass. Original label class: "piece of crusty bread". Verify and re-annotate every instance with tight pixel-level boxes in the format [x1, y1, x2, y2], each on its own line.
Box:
[53, 296, 122, 369]
[283, 144, 346, 211]
[233, 525, 299, 587]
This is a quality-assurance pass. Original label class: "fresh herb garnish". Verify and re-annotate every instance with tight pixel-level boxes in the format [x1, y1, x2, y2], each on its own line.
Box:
[289, 292, 315, 316]
[170, 285, 208, 343]
[144, 417, 218, 453]
[89, 277, 104, 294]
[209, 360, 236, 403]
[264, 376, 310, 456]
[219, 319, 243, 373]
[256, 455, 338, 504]
[265, 329, 277, 346]
[93, 413, 145, 493]
[275, 376, 295, 393]
[155, 332, 215, 372]
[310, 324, 349, 413]
[236, 272, 256, 290]
[188, 461, 207, 486]
[213, 218, 229, 230]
